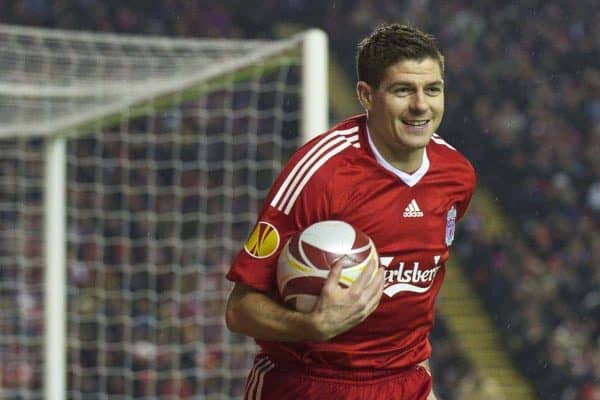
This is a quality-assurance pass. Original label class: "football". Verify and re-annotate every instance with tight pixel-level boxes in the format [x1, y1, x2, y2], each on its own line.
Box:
[276, 220, 378, 312]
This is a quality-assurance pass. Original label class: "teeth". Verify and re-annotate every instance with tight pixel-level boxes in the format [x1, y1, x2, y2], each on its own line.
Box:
[403, 120, 429, 126]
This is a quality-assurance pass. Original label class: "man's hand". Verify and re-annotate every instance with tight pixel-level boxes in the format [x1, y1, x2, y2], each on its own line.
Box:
[309, 256, 385, 341]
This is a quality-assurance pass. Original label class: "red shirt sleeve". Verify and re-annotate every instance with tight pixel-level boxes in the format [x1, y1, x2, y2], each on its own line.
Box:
[226, 141, 335, 292]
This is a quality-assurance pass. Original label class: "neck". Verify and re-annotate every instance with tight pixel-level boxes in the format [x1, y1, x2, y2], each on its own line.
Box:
[386, 148, 424, 174]
[367, 126, 424, 174]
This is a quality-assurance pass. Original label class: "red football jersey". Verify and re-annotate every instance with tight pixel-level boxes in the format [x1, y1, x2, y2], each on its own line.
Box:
[227, 114, 476, 370]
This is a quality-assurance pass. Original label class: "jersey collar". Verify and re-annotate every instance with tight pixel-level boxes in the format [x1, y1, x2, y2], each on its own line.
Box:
[366, 125, 430, 187]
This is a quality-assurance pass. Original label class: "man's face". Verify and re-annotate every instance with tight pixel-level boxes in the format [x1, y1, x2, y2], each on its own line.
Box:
[358, 58, 444, 157]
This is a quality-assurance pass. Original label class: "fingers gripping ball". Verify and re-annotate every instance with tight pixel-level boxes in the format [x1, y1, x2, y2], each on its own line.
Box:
[277, 220, 379, 312]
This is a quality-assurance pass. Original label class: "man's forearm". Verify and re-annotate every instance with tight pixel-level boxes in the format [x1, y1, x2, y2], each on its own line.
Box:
[225, 283, 324, 342]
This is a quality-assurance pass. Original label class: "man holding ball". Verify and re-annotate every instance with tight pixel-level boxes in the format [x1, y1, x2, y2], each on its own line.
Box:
[226, 23, 476, 400]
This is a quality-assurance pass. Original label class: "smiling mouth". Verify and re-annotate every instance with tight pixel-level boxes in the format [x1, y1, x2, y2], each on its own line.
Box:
[402, 119, 430, 127]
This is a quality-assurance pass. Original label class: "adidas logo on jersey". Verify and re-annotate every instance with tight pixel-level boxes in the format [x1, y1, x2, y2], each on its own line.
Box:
[403, 199, 423, 218]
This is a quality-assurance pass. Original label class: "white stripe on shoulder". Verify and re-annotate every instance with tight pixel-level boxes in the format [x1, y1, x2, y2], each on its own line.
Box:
[431, 134, 456, 150]
[270, 126, 359, 213]
[282, 139, 355, 214]
[275, 136, 352, 210]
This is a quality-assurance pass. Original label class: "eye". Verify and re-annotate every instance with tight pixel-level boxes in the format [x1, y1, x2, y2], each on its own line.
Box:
[393, 87, 411, 97]
[426, 86, 442, 96]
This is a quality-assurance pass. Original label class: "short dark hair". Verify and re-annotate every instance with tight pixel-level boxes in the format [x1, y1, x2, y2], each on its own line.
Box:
[357, 24, 445, 88]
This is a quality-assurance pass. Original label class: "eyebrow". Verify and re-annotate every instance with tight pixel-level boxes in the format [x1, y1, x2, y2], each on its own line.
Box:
[389, 79, 445, 87]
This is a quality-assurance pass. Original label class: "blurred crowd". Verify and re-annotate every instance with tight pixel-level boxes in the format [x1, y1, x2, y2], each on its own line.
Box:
[437, 3, 600, 400]
[1, 0, 599, 399]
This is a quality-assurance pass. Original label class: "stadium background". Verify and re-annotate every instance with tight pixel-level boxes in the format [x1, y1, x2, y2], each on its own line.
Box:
[0, 1, 598, 399]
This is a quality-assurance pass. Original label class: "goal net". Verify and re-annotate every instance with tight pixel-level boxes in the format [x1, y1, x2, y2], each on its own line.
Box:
[0, 24, 327, 399]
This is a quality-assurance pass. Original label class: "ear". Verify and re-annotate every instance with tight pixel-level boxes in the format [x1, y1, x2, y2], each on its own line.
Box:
[356, 81, 373, 111]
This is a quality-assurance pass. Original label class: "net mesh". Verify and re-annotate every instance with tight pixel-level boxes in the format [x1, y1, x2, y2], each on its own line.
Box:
[0, 24, 304, 399]
[0, 24, 299, 137]
[0, 138, 45, 398]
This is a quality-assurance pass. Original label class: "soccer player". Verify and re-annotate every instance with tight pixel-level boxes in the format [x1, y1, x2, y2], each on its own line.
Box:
[226, 23, 476, 400]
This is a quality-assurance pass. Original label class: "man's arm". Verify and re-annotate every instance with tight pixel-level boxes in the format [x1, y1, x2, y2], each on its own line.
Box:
[225, 258, 384, 342]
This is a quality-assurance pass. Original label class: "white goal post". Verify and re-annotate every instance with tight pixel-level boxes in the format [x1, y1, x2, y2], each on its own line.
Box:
[0, 24, 327, 400]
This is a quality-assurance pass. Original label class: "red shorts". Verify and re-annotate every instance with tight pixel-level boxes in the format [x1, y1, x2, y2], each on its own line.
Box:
[243, 354, 432, 400]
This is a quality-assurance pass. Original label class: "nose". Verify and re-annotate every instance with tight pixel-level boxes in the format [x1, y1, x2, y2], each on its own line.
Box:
[409, 91, 428, 114]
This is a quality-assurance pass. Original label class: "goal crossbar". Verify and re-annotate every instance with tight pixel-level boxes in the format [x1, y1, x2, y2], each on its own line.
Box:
[0, 24, 310, 138]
